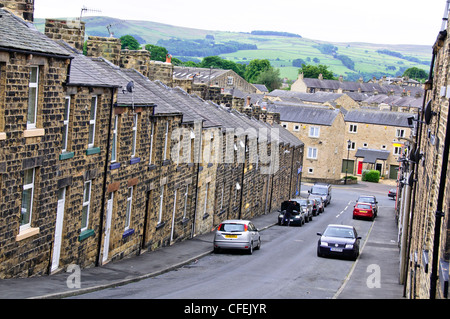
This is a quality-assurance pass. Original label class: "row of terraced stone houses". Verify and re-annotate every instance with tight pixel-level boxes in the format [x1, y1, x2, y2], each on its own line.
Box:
[0, 5, 304, 278]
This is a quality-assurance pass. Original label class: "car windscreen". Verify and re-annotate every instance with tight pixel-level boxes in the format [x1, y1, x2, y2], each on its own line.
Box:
[323, 227, 355, 238]
[311, 187, 327, 195]
[218, 223, 246, 232]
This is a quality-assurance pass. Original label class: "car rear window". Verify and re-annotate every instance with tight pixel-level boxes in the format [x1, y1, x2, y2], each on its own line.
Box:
[356, 204, 372, 209]
[218, 223, 246, 232]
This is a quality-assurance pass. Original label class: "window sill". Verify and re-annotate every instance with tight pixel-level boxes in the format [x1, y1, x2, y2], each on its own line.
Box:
[78, 229, 95, 241]
[0, 132, 5, 140]
[24, 128, 45, 138]
[16, 227, 40, 242]
[122, 228, 135, 239]
[59, 152, 74, 161]
[86, 147, 101, 156]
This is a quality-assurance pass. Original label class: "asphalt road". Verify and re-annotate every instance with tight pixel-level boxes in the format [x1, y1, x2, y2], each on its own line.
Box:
[70, 184, 395, 299]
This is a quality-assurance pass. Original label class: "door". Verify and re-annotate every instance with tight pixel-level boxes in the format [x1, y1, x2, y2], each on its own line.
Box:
[51, 188, 66, 273]
[102, 192, 113, 264]
[357, 161, 364, 175]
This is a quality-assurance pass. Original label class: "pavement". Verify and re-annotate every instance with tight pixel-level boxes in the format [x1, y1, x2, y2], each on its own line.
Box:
[0, 181, 404, 299]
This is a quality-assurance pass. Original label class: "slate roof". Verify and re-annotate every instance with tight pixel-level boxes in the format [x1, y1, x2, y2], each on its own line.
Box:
[302, 77, 424, 97]
[0, 8, 70, 57]
[173, 66, 231, 84]
[266, 102, 341, 126]
[355, 148, 390, 164]
[362, 94, 422, 108]
[344, 109, 412, 127]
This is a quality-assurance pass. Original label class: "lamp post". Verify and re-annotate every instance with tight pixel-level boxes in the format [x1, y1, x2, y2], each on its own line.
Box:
[345, 140, 352, 185]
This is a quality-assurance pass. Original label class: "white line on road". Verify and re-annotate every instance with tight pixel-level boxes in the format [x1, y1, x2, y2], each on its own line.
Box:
[336, 201, 353, 218]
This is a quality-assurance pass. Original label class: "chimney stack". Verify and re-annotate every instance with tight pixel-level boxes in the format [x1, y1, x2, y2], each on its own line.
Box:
[44, 19, 86, 52]
[0, 0, 34, 22]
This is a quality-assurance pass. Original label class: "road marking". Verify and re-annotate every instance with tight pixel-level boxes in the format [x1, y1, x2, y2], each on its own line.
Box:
[336, 201, 352, 218]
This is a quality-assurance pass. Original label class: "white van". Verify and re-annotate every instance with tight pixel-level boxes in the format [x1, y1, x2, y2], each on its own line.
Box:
[309, 183, 332, 206]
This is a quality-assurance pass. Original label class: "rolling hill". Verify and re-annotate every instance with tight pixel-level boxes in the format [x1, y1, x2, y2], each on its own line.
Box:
[34, 16, 432, 82]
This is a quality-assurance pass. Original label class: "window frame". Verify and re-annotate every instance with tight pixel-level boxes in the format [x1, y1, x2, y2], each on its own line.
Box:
[131, 113, 138, 158]
[309, 126, 320, 138]
[20, 168, 35, 232]
[62, 96, 71, 152]
[111, 115, 118, 163]
[125, 187, 133, 230]
[307, 147, 318, 159]
[88, 96, 98, 148]
[27, 66, 39, 130]
[81, 180, 92, 231]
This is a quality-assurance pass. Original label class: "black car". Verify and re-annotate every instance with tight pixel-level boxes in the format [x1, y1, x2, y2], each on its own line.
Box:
[278, 200, 305, 226]
[317, 224, 361, 260]
[388, 188, 397, 199]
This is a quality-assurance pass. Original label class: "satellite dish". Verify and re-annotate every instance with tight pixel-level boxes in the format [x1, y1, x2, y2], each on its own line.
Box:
[424, 100, 433, 125]
[126, 81, 134, 93]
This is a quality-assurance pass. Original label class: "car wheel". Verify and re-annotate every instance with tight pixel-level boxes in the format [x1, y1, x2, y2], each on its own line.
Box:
[248, 242, 253, 255]
[317, 247, 323, 257]
[214, 246, 220, 254]
[255, 238, 261, 250]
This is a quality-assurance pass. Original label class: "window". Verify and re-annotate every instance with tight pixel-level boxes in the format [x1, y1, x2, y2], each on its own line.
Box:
[396, 129, 405, 138]
[158, 185, 164, 224]
[27, 66, 39, 129]
[309, 126, 320, 138]
[149, 122, 154, 165]
[163, 121, 169, 160]
[125, 187, 133, 230]
[111, 116, 118, 162]
[349, 124, 358, 133]
[183, 185, 189, 220]
[394, 146, 402, 156]
[203, 183, 209, 215]
[81, 181, 92, 231]
[62, 97, 71, 152]
[227, 76, 234, 86]
[20, 168, 35, 231]
[347, 141, 356, 150]
[88, 96, 97, 148]
[131, 114, 138, 158]
[307, 147, 318, 159]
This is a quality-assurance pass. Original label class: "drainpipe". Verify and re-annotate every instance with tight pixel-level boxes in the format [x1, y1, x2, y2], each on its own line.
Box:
[429, 97, 450, 299]
[96, 87, 116, 267]
[191, 121, 203, 238]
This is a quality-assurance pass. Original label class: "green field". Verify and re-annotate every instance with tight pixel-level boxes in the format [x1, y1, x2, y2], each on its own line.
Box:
[35, 16, 432, 81]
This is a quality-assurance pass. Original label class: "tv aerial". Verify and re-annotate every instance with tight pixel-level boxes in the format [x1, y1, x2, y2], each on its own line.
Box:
[106, 20, 125, 38]
[80, 6, 101, 21]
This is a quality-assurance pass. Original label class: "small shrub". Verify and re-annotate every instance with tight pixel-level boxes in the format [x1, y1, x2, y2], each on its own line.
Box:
[362, 170, 380, 183]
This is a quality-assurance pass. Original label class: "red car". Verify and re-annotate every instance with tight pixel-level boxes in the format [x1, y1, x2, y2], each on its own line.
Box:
[353, 203, 375, 221]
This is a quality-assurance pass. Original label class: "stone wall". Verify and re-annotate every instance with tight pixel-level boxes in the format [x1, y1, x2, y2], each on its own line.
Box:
[86, 36, 122, 67]
[45, 19, 86, 52]
[0, 0, 34, 21]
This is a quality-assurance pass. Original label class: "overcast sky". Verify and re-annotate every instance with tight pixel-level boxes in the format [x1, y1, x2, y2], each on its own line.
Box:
[34, 0, 447, 46]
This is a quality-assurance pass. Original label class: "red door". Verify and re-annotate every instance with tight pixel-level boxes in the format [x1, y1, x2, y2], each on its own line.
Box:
[357, 161, 363, 175]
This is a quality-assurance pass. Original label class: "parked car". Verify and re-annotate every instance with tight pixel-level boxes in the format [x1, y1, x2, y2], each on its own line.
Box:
[309, 183, 332, 206]
[213, 220, 261, 254]
[317, 224, 361, 260]
[292, 198, 313, 222]
[353, 202, 375, 220]
[357, 195, 378, 217]
[388, 189, 397, 199]
[278, 200, 306, 226]
[309, 196, 324, 215]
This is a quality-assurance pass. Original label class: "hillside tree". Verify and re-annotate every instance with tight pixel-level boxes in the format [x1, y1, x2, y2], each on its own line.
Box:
[298, 64, 335, 80]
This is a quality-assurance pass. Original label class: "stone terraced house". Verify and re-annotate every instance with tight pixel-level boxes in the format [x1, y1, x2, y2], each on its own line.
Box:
[0, 4, 304, 278]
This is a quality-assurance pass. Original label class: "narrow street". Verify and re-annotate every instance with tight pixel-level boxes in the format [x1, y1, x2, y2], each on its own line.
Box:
[70, 182, 398, 299]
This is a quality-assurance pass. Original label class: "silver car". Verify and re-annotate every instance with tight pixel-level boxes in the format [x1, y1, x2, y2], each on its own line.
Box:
[213, 220, 261, 254]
